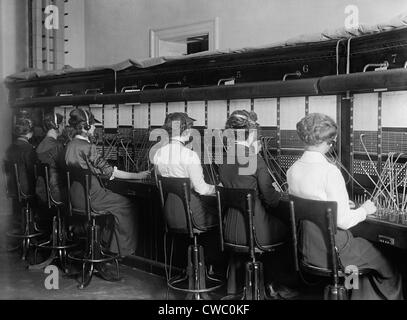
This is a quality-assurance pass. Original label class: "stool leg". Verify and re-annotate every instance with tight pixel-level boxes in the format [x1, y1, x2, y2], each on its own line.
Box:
[21, 206, 30, 261]
[324, 284, 348, 300]
[114, 258, 120, 279]
[26, 203, 37, 235]
[226, 254, 237, 295]
[79, 262, 94, 289]
[243, 260, 265, 300]
[7, 244, 21, 253]
[22, 238, 29, 261]
[186, 238, 210, 300]
[28, 216, 58, 270]
[58, 249, 69, 274]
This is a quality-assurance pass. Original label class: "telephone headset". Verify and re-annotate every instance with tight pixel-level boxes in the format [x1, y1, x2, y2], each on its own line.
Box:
[83, 109, 91, 131]
[233, 113, 258, 127]
[53, 113, 59, 130]
[27, 118, 34, 131]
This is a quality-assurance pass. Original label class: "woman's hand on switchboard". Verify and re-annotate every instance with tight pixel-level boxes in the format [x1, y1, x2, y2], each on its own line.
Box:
[133, 170, 151, 180]
[361, 200, 377, 216]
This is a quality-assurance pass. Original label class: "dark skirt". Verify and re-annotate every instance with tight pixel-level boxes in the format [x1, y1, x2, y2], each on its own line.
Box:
[70, 176, 137, 256]
[224, 198, 288, 247]
[164, 192, 218, 231]
[302, 222, 404, 300]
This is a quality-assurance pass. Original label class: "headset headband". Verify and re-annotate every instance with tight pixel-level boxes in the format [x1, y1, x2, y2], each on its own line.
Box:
[233, 114, 249, 121]
[232, 113, 257, 125]
[84, 109, 89, 126]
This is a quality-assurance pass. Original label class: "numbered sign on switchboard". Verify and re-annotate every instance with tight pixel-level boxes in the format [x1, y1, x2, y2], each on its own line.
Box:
[103, 105, 117, 129]
[150, 103, 166, 126]
[280, 97, 306, 150]
[118, 104, 133, 126]
[353, 93, 378, 131]
[308, 95, 337, 122]
[207, 100, 227, 129]
[254, 98, 277, 127]
[62, 106, 75, 125]
[280, 97, 306, 130]
[382, 91, 407, 128]
[54, 106, 65, 122]
[90, 105, 103, 127]
[134, 103, 149, 129]
[229, 99, 251, 115]
[381, 91, 407, 154]
[187, 101, 206, 127]
[353, 93, 378, 156]
[168, 102, 185, 114]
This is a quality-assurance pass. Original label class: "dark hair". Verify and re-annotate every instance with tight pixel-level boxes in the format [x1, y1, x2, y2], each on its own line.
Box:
[43, 113, 63, 131]
[68, 108, 96, 133]
[14, 118, 33, 136]
[162, 113, 194, 136]
[296, 113, 337, 146]
[225, 110, 259, 140]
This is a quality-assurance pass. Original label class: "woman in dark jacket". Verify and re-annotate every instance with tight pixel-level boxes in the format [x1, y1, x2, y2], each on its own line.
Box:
[5, 117, 37, 232]
[6, 117, 37, 197]
[218, 110, 289, 296]
[36, 113, 67, 204]
[65, 108, 149, 256]
[218, 110, 287, 246]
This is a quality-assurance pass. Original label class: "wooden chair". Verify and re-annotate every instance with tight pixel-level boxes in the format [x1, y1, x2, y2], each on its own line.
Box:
[3, 160, 43, 261]
[288, 195, 384, 300]
[157, 176, 223, 300]
[29, 163, 77, 273]
[216, 186, 285, 300]
[66, 167, 120, 289]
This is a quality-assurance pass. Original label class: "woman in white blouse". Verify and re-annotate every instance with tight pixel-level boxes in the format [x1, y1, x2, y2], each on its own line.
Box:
[287, 113, 403, 300]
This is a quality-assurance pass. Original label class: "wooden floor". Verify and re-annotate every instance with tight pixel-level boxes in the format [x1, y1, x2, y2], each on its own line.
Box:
[0, 214, 323, 300]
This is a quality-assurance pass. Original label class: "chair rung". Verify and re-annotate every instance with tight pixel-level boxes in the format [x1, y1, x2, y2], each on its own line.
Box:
[168, 273, 224, 293]
[6, 232, 43, 239]
[68, 253, 119, 264]
[35, 241, 78, 250]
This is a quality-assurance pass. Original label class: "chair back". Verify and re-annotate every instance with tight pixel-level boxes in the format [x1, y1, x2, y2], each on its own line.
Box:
[3, 160, 21, 201]
[216, 186, 257, 261]
[67, 166, 92, 221]
[288, 195, 339, 284]
[66, 170, 72, 217]
[156, 175, 194, 238]
[34, 162, 54, 208]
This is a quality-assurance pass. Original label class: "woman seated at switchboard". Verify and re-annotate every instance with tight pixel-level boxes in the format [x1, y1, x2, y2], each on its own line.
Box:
[287, 112, 403, 300]
[218, 110, 288, 247]
[35, 113, 68, 204]
[5, 117, 38, 231]
[152, 112, 218, 230]
[218, 110, 292, 297]
[6, 117, 37, 197]
[152, 112, 225, 275]
[65, 108, 149, 257]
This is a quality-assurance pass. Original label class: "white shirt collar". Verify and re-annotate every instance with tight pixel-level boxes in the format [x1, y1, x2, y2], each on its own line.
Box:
[301, 150, 328, 163]
[236, 140, 250, 147]
[75, 135, 90, 143]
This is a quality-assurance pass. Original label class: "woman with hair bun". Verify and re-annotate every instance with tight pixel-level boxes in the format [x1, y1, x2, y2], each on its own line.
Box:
[218, 110, 291, 297]
[65, 108, 149, 258]
[6, 117, 37, 196]
[35, 113, 67, 204]
[220, 110, 286, 245]
[5, 117, 38, 234]
[287, 113, 403, 300]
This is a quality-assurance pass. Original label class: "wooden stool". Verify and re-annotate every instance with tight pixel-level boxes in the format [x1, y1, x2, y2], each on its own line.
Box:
[3, 161, 43, 261]
[66, 167, 121, 289]
[157, 176, 223, 300]
[29, 163, 77, 273]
